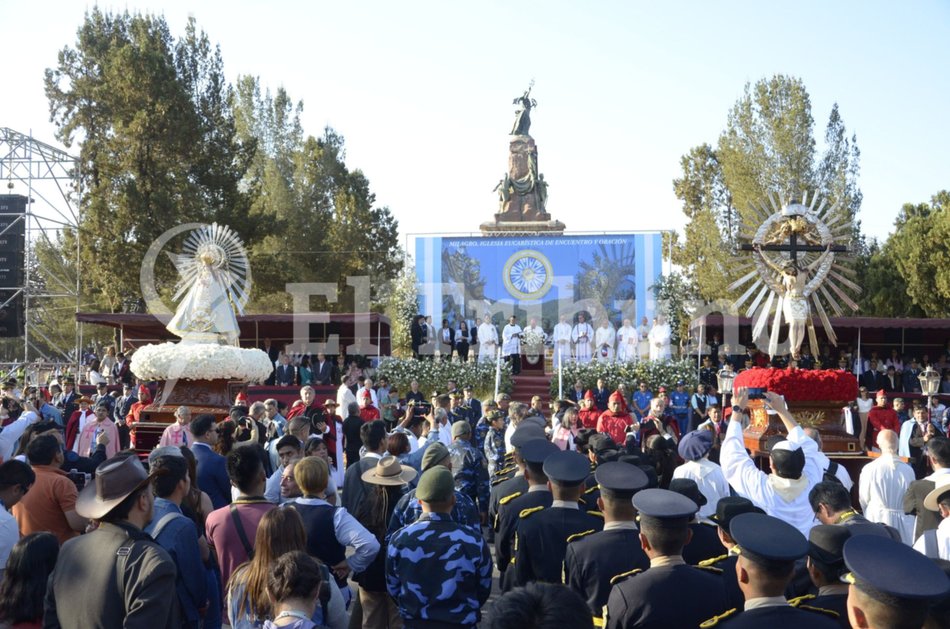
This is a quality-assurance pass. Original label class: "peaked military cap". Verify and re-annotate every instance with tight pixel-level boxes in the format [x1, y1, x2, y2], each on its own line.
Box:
[510, 423, 546, 448]
[595, 461, 648, 498]
[729, 512, 807, 566]
[542, 450, 590, 486]
[520, 438, 559, 465]
[632, 488, 698, 527]
[843, 534, 950, 601]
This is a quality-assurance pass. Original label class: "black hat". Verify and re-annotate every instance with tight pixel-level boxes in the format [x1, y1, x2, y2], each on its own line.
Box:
[729, 513, 807, 567]
[521, 439, 559, 466]
[766, 436, 806, 479]
[510, 424, 546, 449]
[843, 534, 950, 601]
[667, 478, 707, 507]
[595, 462, 648, 499]
[589, 433, 617, 455]
[463, 385, 473, 392]
[806, 524, 890, 573]
[632, 488, 698, 527]
[542, 450, 591, 487]
[710, 496, 764, 530]
[617, 454, 642, 467]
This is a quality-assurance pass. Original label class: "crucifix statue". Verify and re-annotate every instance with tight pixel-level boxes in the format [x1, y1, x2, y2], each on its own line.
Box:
[730, 193, 860, 360]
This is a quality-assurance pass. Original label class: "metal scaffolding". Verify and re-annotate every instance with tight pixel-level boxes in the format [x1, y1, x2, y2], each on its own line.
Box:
[0, 127, 81, 366]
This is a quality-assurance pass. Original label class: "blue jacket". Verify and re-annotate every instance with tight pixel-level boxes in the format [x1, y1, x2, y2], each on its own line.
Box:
[193, 443, 231, 510]
[145, 498, 208, 625]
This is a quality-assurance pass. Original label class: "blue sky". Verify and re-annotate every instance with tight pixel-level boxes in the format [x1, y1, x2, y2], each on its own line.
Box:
[2, 1, 947, 249]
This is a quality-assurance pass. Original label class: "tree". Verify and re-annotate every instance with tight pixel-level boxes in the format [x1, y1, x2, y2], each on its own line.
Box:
[651, 272, 697, 348]
[887, 191, 950, 317]
[381, 262, 418, 358]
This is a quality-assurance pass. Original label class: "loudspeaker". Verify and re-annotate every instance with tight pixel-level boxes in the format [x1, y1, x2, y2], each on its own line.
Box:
[0, 291, 23, 337]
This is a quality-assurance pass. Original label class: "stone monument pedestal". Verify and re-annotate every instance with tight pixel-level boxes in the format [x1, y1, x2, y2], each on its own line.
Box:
[479, 219, 566, 235]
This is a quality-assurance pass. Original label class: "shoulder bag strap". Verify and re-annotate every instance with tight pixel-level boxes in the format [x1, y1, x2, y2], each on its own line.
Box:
[229, 504, 255, 559]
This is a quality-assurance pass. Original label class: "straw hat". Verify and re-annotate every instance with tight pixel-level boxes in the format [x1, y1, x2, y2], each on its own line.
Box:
[361, 455, 417, 486]
[76, 456, 152, 520]
[924, 474, 950, 511]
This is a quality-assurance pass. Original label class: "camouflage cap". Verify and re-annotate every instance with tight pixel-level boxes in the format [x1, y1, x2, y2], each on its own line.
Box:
[416, 467, 455, 503]
[421, 442, 451, 471]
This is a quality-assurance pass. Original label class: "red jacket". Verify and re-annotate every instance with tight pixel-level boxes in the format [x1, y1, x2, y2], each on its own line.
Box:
[359, 406, 380, 422]
[596, 411, 633, 446]
[866, 406, 900, 451]
[578, 408, 601, 430]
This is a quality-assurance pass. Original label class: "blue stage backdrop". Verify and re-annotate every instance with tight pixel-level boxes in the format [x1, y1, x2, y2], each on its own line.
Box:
[414, 233, 664, 332]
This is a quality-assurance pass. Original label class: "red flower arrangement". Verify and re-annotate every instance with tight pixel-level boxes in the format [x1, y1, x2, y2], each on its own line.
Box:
[732, 368, 857, 403]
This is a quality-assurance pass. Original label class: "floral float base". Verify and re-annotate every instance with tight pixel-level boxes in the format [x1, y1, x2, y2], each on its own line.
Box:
[735, 368, 861, 455]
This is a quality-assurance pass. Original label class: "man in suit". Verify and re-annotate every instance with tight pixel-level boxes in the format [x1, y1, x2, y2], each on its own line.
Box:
[59, 377, 79, 426]
[261, 338, 280, 385]
[860, 361, 883, 391]
[191, 414, 231, 509]
[410, 315, 425, 359]
[274, 355, 295, 387]
[904, 436, 950, 542]
[903, 358, 922, 393]
[313, 352, 334, 385]
[110, 353, 133, 386]
[882, 365, 903, 393]
[438, 319, 455, 357]
[342, 420, 389, 513]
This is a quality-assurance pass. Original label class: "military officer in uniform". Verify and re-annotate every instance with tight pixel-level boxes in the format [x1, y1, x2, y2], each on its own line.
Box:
[510, 450, 604, 587]
[841, 533, 950, 629]
[604, 488, 727, 629]
[564, 461, 650, 626]
[697, 496, 763, 611]
[667, 478, 724, 565]
[800, 525, 876, 628]
[489, 423, 545, 536]
[699, 513, 839, 628]
[496, 438, 559, 589]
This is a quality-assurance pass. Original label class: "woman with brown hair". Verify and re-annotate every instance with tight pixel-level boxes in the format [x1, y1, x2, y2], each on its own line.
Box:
[215, 419, 238, 456]
[226, 506, 346, 629]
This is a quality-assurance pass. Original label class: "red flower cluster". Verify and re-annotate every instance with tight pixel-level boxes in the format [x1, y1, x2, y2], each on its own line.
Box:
[732, 367, 858, 402]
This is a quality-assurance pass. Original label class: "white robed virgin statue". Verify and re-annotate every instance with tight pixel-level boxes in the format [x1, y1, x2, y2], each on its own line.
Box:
[166, 224, 251, 346]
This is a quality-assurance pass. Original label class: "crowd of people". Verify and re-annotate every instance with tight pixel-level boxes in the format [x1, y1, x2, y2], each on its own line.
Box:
[0, 360, 949, 628]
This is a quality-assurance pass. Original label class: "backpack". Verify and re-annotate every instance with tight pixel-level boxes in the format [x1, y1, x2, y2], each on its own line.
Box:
[823, 461, 843, 485]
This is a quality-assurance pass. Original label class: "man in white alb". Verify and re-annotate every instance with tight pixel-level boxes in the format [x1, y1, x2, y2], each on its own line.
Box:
[477, 316, 498, 363]
[552, 314, 573, 368]
[594, 318, 616, 363]
[571, 314, 594, 364]
[502, 316, 523, 375]
[637, 316, 651, 361]
[648, 315, 672, 361]
[616, 318, 638, 363]
[859, 429, 915, 544]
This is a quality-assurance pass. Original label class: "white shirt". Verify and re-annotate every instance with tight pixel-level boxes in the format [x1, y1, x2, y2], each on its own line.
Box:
[856, 397, 875, 413]
[672, 458, 730, 518]
[648, 323, 672, 360]
[502, 324, 522, 356]
[0, 411, 38, 462]
[336, 384, 357, 418]
[0, 502, 18, 569]
[915, 515, 950, 560]
[858, 454, 915, 544]
[720, 420, 823, 537]
[293, 497, 380, 573]
[553, 322, 572, 345]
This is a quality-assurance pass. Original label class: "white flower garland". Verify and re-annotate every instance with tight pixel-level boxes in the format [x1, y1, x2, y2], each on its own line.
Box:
[130, 343, 273, 383]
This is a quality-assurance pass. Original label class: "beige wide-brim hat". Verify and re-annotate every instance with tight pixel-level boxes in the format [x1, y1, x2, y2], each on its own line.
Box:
[924, 474, 950, 511]
[76, 455, 152, 520]
[361, 455, 417, 486]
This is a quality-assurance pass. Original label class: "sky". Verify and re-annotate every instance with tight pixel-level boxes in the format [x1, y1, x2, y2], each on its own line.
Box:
[2, 0, 948, 252]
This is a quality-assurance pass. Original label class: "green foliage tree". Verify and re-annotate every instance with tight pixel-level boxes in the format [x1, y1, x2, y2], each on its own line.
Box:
[651, 271, 697, 348]
[887, 191, 950, 317]
[381, 262, 419, 358]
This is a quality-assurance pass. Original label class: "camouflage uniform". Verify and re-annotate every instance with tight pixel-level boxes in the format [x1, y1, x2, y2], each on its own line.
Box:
[483, 426, 507, 478]
[385, 487, 479, 543]
[386, 512, 493, 627]
[451, 438, 490, 515]
[473, 416, 492, 454]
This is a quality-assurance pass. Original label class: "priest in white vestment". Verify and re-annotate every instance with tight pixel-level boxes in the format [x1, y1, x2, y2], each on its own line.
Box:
[477, 317, 498, 363]
[571, 314, 594, 364]
[648, 316, 672, 361]
[594, 319, 616, 363]
[859, 429, 916, 544]
[552, 314, 573, 368]
[502, 316, 523, 375]
[637, 316, 651, 361]
[616, 318, 638, 363]
[720, 389, 824, 537]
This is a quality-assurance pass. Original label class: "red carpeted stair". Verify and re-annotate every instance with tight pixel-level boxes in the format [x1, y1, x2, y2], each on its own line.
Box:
[510, 374, 554, 405]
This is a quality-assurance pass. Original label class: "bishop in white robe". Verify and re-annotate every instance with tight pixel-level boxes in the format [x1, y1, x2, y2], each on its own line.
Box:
[648, 316, 672, 361]
[552, 315, 573, 368]
[477, 318, 498, 363]
[616, 318, 638, 363]
[637, 316, 651, 361]
[572, 315, 594, 364]
[594, 320, 616, 363]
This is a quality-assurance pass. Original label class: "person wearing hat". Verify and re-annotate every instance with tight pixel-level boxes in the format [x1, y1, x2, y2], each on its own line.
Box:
[510, 450, 604, 587]
[577, 391, 601, 430]
[489, 422, 546, 531]
[699, 513, 839, 628]
[44, 455, 180, 628]
[698, 497, 765, 611]
[92, 381, 115, 415]
[449, 419, 490, 523]
[669, 381, 691, 436]
[913, 472, 950, 559]
[483, 409, 509, 478]
[673, 429, 729, 518]
[905, 435, 950, 543]
[496, 439, 559, 587]
[866, 388, 899, 452]
[564, 461, 650, 623]
[668, 478, 725, 565]
[386, 441, 479, 541]
[462, 384, 481, 423]
[604, 488, 727, 629]
[720, 388, 824, 537]
[355, 455, 416, 626]
[358, 389, 381, 422]
[386, 467, 493, 628]
[843, 533, 950, 629]
[596, 392, 637, 447]
[58, 376, 78, 426]
[63, 396, 94, 451]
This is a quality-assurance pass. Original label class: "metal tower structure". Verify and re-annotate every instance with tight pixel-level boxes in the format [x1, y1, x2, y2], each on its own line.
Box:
[0, 127, 81, 365]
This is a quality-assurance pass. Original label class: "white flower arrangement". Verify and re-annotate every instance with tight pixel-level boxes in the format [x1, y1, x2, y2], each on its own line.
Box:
[551, 359, 699, 397]
[130, 342, 273, 383]
[522, 329, 545, 348]
[377, 357, 513, 399]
